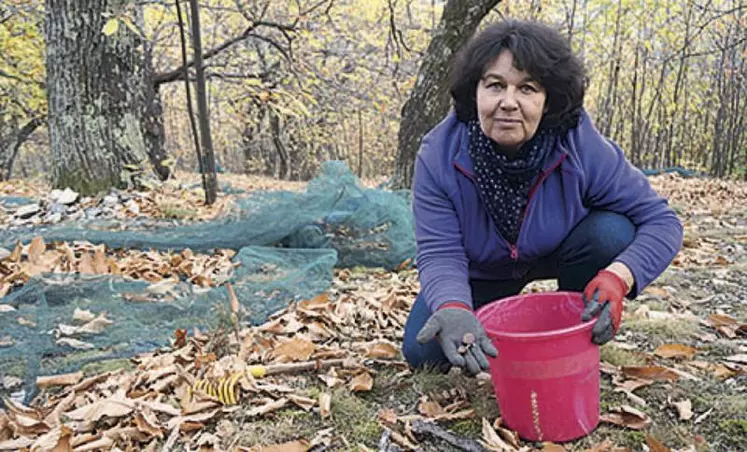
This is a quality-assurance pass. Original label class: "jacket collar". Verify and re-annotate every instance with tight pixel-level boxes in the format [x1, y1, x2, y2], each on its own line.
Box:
[452, 121, 566, 177]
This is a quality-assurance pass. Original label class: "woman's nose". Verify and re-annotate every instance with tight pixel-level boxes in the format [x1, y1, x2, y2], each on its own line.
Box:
[499, 89, 519, 110]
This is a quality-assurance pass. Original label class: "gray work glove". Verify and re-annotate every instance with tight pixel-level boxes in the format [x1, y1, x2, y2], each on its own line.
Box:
[416, 308, 498, 375]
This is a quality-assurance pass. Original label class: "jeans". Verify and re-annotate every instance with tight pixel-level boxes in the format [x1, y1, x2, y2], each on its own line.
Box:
[401, 210, 636, 370]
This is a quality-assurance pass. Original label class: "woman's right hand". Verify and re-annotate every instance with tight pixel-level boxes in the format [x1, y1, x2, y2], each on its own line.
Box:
[416, 307, 498, 375]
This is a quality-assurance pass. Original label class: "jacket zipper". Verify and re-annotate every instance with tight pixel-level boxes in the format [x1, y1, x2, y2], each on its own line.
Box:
[454, 153, 567, 266]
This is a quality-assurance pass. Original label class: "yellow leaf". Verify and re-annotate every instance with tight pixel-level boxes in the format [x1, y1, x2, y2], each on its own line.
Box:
[270, 337, 316, 362]
[102, 18, 119, 36]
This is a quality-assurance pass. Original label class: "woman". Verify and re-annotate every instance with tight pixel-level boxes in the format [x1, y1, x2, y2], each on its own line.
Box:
[402, 19, 683, 375]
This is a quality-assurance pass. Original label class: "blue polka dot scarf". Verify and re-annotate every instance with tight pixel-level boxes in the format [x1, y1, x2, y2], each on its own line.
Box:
[467, 119, 552, 244]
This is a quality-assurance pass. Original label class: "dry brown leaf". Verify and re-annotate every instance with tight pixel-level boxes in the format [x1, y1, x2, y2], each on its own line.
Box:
[92, 248, 108, 274]
[672, 399, 693, 421]
[77, 252, 95, 274]
[480, 417, 516, 451]
[365, 341, 399, 359]
[166, 409, 219, 429]
[55, 338, 94, 350]
[349, 371, 374, 392]
[246, 398, 287, 417]
[726, 354, 747, 364]
[298, 293, 330, 312]
[36, 371, 83, 389]
[654, 344, 698, 360]
[319, 392, 331, 419]
[621, 366, 679, 381]
[65, 394, 135, 422]
[77, 313, 113, 334]
[712, 363, 738, 380]
[646, 435, 672, 452]
[72, 308, 95, 323]
[543, 443, 567, 451]
[493, 418, 521, 449]
[0, 337, 14, 348]
[72, 436, 113, 451]
[0, 437, 35, 451]
[600, 406, 651, 430]
[418, 398, 444, 418]
[615, 378, 654, 392]
[27, 236, 45, 264]
[134, 409, 164, 439]
[704, 314, 741, 338]
[30, 424, 72, 452]
[378, 409, 399, 426]
[271, 337, 316, 362]
[288, 394, 316, 412]
[245, 440, 310, 452]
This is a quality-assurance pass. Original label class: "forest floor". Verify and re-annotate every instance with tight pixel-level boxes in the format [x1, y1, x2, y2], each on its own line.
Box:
[0, 170, 746, 451]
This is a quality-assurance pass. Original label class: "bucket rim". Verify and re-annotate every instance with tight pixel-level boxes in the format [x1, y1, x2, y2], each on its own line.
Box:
[474, 291, 597, 341]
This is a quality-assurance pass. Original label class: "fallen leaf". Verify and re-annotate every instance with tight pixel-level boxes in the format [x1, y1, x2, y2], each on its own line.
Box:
[418, 397, 444, 418]
[65, 394, 135, 421]
[319, 392, 331, 419]
[672, 399, 693, 421]
[654, 344, 698, 360]
[543, 443, 567, 451]
[245, 440, 310, 452]
[36, 371, 83, 389]
[166, 409, 219, 429]
[646, 435, 672, 452]
[600, 406, 651, 430]
[72, 308, 95, 323]
[246, 398, 287, 417]
[726, 354, 747, 364]
[27, 236, 45, 264]
[378, 409, 399, 426]
[72, 436, 113, 451]
[0, 438, 34, 450]
[55, 338, 94, 350]
[174, 328, 187, 348]
[704, 314, 741, 338]
[349, 371, 373, 392]
[30, 425, 72, 452]
[288, 394, 316, 411]
[77, 252, 95, 274]
[134, 408, 163, 439]
[493, 418, 521, 448]
[77, 313, 113, 334]
[0, 337, 13, 348]
[615, 378, 654, 392]
[0, 305, 15, 313]
[270, 337, 316, 362]
[480, 417, 515, 451]
[365, 341, 399, 359]
[621, 366, 679, 381]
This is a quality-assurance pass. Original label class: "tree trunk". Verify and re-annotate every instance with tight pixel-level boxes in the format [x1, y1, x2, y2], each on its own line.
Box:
[45, 0, 150, 195]
[0, 116, 45, 181]
[392, 0, 500, 190]
[188, 0, 218, 204]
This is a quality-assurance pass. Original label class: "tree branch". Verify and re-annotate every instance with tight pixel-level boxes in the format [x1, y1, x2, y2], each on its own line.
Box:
[153, 20, 296, 86]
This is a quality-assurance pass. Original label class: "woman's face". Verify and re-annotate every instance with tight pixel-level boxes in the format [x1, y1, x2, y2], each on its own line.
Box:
[476, 50, 547, 152]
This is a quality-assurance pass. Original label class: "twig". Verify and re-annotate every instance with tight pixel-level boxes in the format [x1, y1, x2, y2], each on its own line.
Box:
[410, 419, 484, 452]
[253, 358, 359, 376]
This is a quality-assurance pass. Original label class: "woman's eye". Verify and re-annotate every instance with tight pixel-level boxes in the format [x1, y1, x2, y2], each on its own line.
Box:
[487, 82, 504, 90]
[520, 85, 537, 93]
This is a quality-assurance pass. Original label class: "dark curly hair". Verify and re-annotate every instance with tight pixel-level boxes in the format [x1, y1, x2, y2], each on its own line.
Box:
[450, 19, 587, 133]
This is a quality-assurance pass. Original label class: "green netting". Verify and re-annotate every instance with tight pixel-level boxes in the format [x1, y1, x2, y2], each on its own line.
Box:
[0, 161, 415, 401]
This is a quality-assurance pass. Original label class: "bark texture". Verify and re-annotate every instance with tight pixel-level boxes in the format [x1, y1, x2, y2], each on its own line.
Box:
[45, 0, 150, 195]
[392, 0, 500, 190]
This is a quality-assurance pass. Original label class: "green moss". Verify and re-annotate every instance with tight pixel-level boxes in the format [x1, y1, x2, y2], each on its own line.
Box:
[450, 419, 481, 437]
[622, 318, 699, 342]
[599, 345, 648, 367]
[330, 388, 382, 445]
[718, 419, 747, 436]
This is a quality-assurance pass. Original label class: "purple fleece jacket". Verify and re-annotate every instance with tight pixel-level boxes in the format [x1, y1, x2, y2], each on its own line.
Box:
[412, 109, 684, 312]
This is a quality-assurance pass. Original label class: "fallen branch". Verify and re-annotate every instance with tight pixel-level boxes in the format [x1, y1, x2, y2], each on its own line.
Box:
[251, 358, 359, 377]
[410, 419, 484, 452]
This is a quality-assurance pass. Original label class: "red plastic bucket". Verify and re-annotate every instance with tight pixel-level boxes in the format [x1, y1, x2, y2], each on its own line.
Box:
[475, 291, 600, 442]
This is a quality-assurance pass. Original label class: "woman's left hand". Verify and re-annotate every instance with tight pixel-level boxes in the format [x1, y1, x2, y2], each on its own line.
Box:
[581, 269, 630, 345]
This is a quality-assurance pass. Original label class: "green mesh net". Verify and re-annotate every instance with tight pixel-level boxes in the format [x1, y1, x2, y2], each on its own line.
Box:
[0, 161, 415, 401]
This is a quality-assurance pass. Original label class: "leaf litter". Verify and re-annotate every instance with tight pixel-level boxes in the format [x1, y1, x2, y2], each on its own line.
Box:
[1, 172, 747, 450]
